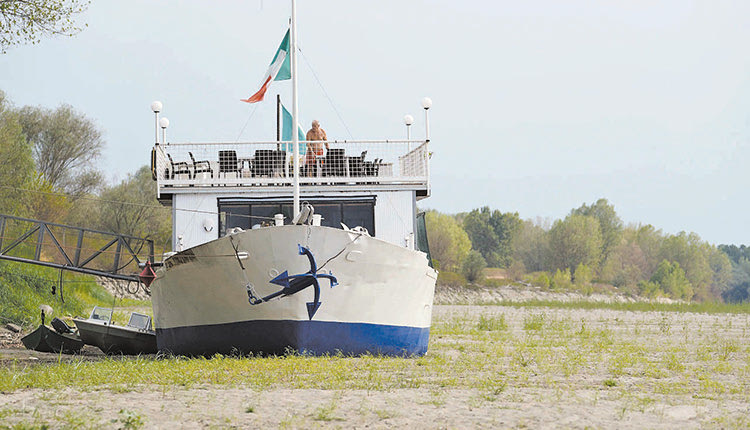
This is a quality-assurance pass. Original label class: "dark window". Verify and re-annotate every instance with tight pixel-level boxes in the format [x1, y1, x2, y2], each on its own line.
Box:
[218, 198, 375, 235]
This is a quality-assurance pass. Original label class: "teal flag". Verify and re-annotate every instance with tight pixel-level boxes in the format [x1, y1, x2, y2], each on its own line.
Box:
[281, 103, 306, 155]
[273, 30, 291, 82]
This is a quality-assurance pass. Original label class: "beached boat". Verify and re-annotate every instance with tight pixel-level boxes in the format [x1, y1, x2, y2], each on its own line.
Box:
[147, 1, 436, 356]
[73, 307, 157, 355]
[21, 318, 84, 354]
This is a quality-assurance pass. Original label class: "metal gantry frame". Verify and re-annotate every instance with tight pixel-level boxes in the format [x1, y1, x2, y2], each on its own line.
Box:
[0, 214, 154, 282]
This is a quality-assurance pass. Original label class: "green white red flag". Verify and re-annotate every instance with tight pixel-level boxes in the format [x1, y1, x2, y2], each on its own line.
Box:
[241, 29, 291, 103]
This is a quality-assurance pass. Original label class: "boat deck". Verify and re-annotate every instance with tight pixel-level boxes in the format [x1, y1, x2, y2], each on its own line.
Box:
[153, 139, 431, 199]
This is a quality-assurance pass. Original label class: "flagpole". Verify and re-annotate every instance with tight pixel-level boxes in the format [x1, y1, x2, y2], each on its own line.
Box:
[276, 94, 281, 150]
[291, 0, 300, 219]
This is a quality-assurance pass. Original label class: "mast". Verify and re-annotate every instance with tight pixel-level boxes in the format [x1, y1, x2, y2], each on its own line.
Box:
[291, 0, 300, 218]
[276, 94, 281, 150]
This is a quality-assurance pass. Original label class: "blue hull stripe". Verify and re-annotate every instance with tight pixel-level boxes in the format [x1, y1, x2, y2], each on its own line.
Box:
[156, 320, 430, 357]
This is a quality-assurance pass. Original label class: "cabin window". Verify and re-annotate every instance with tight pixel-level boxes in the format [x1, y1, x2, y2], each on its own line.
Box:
[218, 198, 375, 236]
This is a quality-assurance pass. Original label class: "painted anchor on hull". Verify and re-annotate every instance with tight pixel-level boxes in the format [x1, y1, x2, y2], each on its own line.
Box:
[247, 244, 338, 319]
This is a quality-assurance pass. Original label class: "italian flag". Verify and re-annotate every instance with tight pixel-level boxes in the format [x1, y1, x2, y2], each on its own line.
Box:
[241, 29, 291, 103]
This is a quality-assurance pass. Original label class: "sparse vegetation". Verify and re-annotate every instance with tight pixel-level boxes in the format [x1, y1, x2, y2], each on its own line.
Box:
[0, 304, 748, 427]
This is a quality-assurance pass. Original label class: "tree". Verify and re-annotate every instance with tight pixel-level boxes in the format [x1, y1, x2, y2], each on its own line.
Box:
[461, 250, 486, 283]
[548, 214, 603, 272]
[0, 90, 36, 215]
[463, 207, 521, 268]
[512, 219, 549, 272]
[0, 0, 89, 53]
[96, 166, 171, 251]
[650, 260, 692, 300]
[463, 207, 500, 267]
[18, 103, 104, 196]
[424, 211, 471, 271]
[722, 259, 750, 303]
[571, 198, 623, 262]
[658, 232, 714, 300]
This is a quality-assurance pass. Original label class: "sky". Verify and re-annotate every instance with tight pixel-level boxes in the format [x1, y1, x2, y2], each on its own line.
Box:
[1, 0, 749, 245]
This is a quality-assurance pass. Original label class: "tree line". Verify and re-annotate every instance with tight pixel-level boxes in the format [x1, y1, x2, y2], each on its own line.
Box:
[425, 198, 749, 303]
[0, 90, 171, 252]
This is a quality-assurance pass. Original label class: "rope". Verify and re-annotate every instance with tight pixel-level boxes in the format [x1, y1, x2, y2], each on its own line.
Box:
[318, 234, 362, 272]
[298, 47, 354, 140]
[236, 102, 260, 142]
[0, 185, 279, 222]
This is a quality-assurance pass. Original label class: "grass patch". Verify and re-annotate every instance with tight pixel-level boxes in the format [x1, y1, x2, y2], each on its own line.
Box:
[0, 261, 150, 329]
[487, 299, 750, 315]
[477, 314, 508, 331]
[1, 304, 749, 428]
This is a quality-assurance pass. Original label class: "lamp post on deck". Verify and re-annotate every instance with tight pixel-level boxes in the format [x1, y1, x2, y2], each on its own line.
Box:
[404, 114, 414, 150]
[421, 97, 432, 142]
[159, 117, 170, 145]
[151, 101, 163, 145]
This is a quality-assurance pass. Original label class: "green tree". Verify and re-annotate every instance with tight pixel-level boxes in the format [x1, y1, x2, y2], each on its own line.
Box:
[18, 103, 104, 196]
[548, 214, 603, 272]
[0, 0, 89, 53]
[722, 259, 750, 303]
[573, 263, 593, 287]
[551, 268, 572, 290]
[0, 90, 36, 215]
[658, 232, 717, 300]
[463, 207, 521, 268]
[461, 250, 486, 283]
[425, 211, 471, 271]
[571, 198, 623, 262]
[512, 219, 549, 272]
[650, 260, 693, 300]
[96, 166, 171, 251]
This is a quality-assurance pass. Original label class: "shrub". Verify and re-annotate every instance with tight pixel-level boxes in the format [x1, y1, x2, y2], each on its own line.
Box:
[482, 278, 506, 288]
[461, 250, 487, 283]
[507, 260, 526, 281]
[551, 268, 572, 290]
[437, 271, 467, 287]
[529, 272, 551, 290]
[573, 263, 593, 286]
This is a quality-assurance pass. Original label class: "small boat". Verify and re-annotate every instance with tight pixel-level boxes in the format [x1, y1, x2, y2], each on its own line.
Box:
[73, 307, 158, 355]
[21, 317, 84, 354]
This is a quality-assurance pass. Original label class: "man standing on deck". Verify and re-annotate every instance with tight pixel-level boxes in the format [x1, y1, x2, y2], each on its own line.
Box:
[305, 120, 328, 176]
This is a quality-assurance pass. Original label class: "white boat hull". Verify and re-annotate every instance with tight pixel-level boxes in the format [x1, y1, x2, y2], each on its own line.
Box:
[151, 225, 437, 356]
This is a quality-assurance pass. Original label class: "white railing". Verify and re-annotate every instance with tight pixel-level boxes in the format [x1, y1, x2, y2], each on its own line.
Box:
[153, 140, 430, 190]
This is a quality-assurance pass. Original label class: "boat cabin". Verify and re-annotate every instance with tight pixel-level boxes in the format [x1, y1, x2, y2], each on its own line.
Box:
[152, 138, 432, 251]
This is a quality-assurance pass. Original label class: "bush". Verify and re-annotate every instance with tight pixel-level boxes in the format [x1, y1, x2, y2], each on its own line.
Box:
[482, 278, 506, 288]
[551, 268, 572, 290]
[529, 272, 551, 290]
[461, 250, 487, 283]
[507, 260, 526, 281]
[437, 271, 467, 287]
[573, 263, 593, 286]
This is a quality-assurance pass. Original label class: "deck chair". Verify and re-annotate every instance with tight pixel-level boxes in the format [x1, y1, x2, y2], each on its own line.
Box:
[363, 157, 381, 176]
[252, 149, 275, 177]
[190, 152, 213, 178]
[218, 150, 240, 179]
[167, 153, 192, 179]
[323, 148, 346, 177]
[272, 150, 287, 177]
[348, 150, 367, 177]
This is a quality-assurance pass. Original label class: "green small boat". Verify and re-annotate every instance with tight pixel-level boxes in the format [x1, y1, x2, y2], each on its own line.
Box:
[21, 318, 84, 354]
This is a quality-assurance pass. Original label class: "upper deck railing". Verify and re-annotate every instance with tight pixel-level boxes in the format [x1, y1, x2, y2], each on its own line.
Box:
[152, 139, 431, 193]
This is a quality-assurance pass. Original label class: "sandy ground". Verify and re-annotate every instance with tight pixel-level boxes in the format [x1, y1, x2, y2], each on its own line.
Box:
[1, 299, 749, 428]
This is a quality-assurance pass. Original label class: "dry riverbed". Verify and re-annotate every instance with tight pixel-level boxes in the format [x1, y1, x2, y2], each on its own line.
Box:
[1, 303, 749, 429]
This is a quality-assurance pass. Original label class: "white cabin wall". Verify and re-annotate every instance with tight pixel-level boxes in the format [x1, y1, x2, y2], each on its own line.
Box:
[374, 191, 416, 249]
[172, 194, 218, 250]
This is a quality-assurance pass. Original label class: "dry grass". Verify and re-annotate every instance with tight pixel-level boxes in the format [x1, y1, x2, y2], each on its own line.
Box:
[1, 304, 749, 428]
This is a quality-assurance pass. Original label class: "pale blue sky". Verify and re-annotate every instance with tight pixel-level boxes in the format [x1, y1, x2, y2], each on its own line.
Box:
[1, 1, 749, 245]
